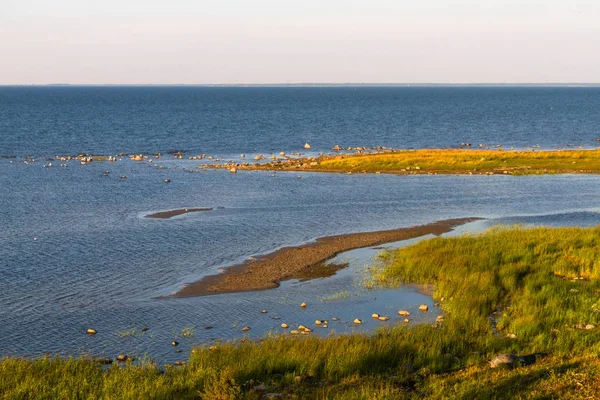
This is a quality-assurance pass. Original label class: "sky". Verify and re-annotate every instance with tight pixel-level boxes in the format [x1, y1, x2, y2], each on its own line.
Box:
[1, 0, 599, 84]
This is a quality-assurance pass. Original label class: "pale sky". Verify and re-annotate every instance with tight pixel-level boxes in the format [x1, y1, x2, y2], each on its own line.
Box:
[1, 0, 599, 84]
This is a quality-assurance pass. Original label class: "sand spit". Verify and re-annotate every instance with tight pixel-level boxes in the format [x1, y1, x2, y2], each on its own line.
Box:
[174, 217, 480, 297]
[146, 208, 213, 219]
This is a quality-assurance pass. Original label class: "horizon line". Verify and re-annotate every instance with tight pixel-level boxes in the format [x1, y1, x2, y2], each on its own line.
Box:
[2, 82, 600, 87]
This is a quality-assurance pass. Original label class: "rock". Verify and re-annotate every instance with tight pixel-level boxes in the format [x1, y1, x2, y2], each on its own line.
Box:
[490, 353, 519, 368]
[304, 143, 311, 149]
[116, 355, 134, 362]
[332, 145, 341, 151]
[164, 178, 171, 183]
[300, 302, 307, 308]
[279, 152, 285, 156]
[229, 168, 237, 174]
[176, 349, 182, 353]
[290, 330, 299, 335]
[322, 324, 328, 328]
[173, 361, 186, 366]
[280, 323, 288, 329]
[419, 304, 429, 312]
[242, 326, 251, 332]
[315, 320, 322, 325]
[506, 333, 517, 339]
[575, 324, 586, 329]
[172, 341, 179, 346]
[298, 325, 307, 331]
[141, 328, 149, 332]
[353, 318, 362, 325]
[87, 328, 97, 335]
[398, 310, 410, 317]
[331, 317, 339, 321]
[95, 357, 112, 364]
[378, 316, 390, 321]
[204, 325, 213, 329]
[304, 328, 313, 332]
[261, 309, 268, 313]
[404, 319, 410, 323]
[586, 324, 596, 330]
[371, 313, 380, 319]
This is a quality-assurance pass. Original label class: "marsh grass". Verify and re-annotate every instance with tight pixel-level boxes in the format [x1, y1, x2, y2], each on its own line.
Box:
[310, 148, 600, 175]
[3, 226, 600, 399]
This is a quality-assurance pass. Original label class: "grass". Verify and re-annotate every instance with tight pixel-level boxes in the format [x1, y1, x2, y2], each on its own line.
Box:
[3, 226, 600, 398]
[320, 290, 352, 302]
[241, 148, 600, 175]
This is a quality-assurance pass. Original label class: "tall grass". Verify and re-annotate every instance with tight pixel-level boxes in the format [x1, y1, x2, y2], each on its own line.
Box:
[2, 226, 600, 398]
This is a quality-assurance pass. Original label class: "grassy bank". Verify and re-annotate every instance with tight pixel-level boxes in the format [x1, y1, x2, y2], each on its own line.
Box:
[3, 226, 600, 399]
[229, 148, 600, 175]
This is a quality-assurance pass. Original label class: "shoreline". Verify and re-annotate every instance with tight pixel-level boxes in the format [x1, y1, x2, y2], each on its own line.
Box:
[173, 217, 480, 297]
[206, 148, 600, 176]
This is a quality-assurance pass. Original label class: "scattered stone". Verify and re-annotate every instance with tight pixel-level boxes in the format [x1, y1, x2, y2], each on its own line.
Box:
[242, 326, 251, 332]
[281, 323, 289, 329]
[87, 328, 97, 335]
[298, 325, 307, 331]
[304, 143, 311, 149]
[94, 357, 112, 364]
[353, 318, 362, 325]
[290, 330, 300, 335]
[586, 324, 596, 330]
[404, 319, 410, 323]
[176, 350, 182, 353]
[506, 333, 517, 339]
[141, 328, 149, 332]
[261, 309, 268, 313]
[300, 302, 307, 308]
[419, 304, 429, 312]
[378, 316, 390, 321]
[398, 310, 410, 317]
[164, 178, 171, 183]
[229, 168, 237, 174]
[172, 341, 179, 346]
[371, 313, 380, 319]
[331, 317, 339, 321]
[322, 324, 328, 328]
[490, 353, 519, 368]
[173, 361, 186, 366]
[315, 320, 322, 325]
[204, 325, 213, 329]
[304, 328, 313, 332]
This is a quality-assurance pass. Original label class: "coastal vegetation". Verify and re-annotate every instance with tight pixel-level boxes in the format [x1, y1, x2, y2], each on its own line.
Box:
[223, 148, 600, 175]
[2, 225, 600, 398]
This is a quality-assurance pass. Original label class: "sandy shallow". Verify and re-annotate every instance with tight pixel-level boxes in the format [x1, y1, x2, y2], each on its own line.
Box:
[174, 217, 480, 297]
[145, 208, 213, 219]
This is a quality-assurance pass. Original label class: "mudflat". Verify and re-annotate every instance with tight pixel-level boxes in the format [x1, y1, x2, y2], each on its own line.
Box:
[174, 217, 480, 297]
[146, 208, 213, 219]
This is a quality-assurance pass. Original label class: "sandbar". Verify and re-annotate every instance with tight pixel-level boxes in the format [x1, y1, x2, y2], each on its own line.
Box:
[174, 217, 479, 297]
[146, 208, 213, 219]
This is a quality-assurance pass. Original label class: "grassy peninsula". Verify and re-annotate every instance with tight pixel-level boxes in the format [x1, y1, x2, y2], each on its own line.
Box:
[3, 226, 600, 398]
[221, 148, 600, 175]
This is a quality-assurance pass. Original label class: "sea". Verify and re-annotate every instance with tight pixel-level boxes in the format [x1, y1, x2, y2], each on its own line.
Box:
[1, 86, 599, 365]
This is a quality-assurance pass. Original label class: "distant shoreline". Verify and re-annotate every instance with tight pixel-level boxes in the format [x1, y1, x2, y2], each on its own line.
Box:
[2, 83, 600, 87]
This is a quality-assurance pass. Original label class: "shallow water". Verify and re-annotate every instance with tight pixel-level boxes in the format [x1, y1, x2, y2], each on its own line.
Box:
[1, 155, 599, 364]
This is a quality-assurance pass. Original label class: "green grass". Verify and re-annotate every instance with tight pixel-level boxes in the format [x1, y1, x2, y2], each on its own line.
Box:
[3, 226, 600, 399]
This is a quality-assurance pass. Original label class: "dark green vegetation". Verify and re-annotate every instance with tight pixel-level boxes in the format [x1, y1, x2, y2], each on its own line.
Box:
[3, 226, 600, 399]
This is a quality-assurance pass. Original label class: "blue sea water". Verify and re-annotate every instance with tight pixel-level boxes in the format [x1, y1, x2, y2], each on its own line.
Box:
[0, 86, 599, 365]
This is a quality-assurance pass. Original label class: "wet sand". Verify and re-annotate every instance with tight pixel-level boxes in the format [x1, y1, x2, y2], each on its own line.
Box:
[174, 217, 480, 297]
[146, 208, 213, 219]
